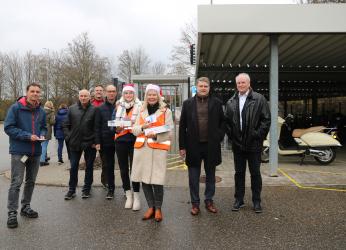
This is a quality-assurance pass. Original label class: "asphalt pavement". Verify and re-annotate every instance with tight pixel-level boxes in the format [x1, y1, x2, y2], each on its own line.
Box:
[0, 176, 345, 250]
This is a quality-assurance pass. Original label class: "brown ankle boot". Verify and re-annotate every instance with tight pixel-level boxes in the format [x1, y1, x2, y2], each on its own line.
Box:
[142, 207, 155, 220]
[154, 208, 163, 222]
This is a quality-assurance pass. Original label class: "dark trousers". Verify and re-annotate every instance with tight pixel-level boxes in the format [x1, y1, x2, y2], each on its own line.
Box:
[115, 141, 140, 192]
[142, 183, 163, 208]
[233, 151, 262, 203]
[68, 146, 96, 192]
[188, 142, 216, 206]
[57, 139, 66, 161]
[99, 150, 107, 186]
[100, 145, 116, 191]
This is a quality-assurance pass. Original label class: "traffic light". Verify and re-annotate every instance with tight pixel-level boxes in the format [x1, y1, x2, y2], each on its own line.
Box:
[190, 44, 196, 65]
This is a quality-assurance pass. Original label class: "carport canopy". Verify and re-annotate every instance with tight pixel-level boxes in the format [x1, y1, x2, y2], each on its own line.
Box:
[197, 4, 346, 175]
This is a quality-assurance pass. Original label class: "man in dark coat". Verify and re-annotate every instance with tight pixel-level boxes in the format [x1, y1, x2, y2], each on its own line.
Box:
[95, 84, 117, 199]
[225, 73, 271, 213]
[63, 89, 97, 200]
[179, 77, 225, 215]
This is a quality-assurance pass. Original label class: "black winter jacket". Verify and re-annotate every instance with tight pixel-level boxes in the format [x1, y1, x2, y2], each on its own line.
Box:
[63, 101, 96, 151]
[225, 89, 271, 152]
[95, 100, 116, 147]
[179, 95, 226, 168]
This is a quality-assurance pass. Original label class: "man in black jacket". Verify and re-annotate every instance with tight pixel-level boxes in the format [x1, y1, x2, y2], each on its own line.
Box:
[179, 77, 225, 216]
[63, 89, 97, 200]
[225, 73, 271, 213]
[95, 84, 117, 199]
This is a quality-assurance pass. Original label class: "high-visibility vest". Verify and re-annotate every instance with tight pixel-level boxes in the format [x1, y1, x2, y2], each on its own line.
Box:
[134, 109, 171, 151]
[114, 109, 134, 140]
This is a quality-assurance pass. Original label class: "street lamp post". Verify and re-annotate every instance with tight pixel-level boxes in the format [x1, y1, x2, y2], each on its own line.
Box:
[43, 48, 49, 100]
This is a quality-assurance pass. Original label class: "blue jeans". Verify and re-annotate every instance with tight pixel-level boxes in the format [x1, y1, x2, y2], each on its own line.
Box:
[8, 155, 40, 212]
[57, 139, 65, 161]
[68, 146, 96, 192]
[40, 140, 49, 162]
[187, 142, 216, 206]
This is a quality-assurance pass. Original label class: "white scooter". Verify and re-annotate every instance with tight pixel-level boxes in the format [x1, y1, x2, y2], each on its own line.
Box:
[261, 115, 342, 165]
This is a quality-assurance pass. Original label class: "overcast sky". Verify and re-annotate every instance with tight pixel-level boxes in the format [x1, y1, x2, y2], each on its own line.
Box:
[0, 0, 295, 64]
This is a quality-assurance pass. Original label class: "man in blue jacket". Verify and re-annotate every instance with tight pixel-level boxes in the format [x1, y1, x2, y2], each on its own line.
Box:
[4, 82, 47, 228]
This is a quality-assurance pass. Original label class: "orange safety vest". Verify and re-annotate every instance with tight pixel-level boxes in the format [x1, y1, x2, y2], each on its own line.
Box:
[114, 109, 134, 140]
[134, 109, 171, 151]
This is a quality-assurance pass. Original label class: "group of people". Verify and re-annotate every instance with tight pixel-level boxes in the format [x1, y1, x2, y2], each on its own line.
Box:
[4, 72, 270, 229]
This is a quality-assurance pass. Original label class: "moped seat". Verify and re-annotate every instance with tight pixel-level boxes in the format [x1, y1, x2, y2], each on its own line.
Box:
[292, 126, 326, 138]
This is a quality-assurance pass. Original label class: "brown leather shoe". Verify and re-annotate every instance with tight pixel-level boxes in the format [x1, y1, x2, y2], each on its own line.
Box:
[142, 207, 155, 220]
[154, 208, 163, 222]
[190, 205, 200, 216]
[205, 201, 218, 213]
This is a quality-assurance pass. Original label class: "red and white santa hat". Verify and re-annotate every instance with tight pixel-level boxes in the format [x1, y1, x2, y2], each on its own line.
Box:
[145, 84, 160, 94]
[122, 84, 135, 93]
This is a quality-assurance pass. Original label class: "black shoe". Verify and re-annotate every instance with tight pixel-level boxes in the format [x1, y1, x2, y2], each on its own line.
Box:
[81, 190, 91, 199]
[106, 191, 114, 200]
[46, 156, 50, 162]
[40, 162, 49, 167]
[254, 202, 262, 213]
[232, 200, 245, 211]
[7, 211, 18, 228]
[20, 205, 38, 218]
[58, 159, 64, 164]
[64, 191, 76, 200]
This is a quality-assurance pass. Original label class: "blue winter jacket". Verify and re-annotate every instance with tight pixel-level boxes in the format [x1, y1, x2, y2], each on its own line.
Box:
[4, 97, 47, 156]
[54, 108, 68, 140]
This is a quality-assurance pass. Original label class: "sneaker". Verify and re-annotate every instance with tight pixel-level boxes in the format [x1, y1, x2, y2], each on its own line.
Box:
[40, 162, 49, 167]
[58, 160, 64, 164]
[64, 191, 76, 200]
[232, 200, 245, 211]
[46, 156, 51, 162]
[20, 205, 38, 218]
[254, 202, 263, 213]
[81, 190, 91, 199]
[106, 191, 114, 200]
[7, 211, 18, 229]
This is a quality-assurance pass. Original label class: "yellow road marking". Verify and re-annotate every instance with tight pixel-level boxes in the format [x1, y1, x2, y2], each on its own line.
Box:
[167, 164, 188, 170]
[167, 160, 184, 165]
[278, 168, 346, 192]
[280, 168, 346, 176]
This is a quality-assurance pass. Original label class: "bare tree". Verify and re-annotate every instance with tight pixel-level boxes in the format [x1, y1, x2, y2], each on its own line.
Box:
[0, 53, 5, 100]
[151, 61, 167, 75]
[5, 53, 23, 100]
[23, 51, 41, 85]
[117, 47, 151, 82]
[62, 32, 111, 92]
[169, 22, 197, 75]
[296, 0, 346, 3]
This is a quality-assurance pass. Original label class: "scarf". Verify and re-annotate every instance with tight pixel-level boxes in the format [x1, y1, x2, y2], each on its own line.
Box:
[115, 97, 142, 122]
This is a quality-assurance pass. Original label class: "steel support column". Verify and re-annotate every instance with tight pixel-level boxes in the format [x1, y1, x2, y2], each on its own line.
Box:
[269, 34, 279, 176]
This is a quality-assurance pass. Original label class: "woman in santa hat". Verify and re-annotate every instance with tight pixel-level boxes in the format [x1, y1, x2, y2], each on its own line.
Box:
[131, 84, 173, 222]
[114, 84, 142, 210]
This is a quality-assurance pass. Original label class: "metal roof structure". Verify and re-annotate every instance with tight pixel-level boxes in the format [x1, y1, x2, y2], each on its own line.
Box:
[197, 4, 346, 175]
[132, 75, 189, 84]
[197, 4, 346, 101]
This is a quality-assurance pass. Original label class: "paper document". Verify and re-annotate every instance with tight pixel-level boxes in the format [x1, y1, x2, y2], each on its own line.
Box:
[145, 114, 157, 123]
[108, 120, 132, 127]
[144, 125, 172, 136]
